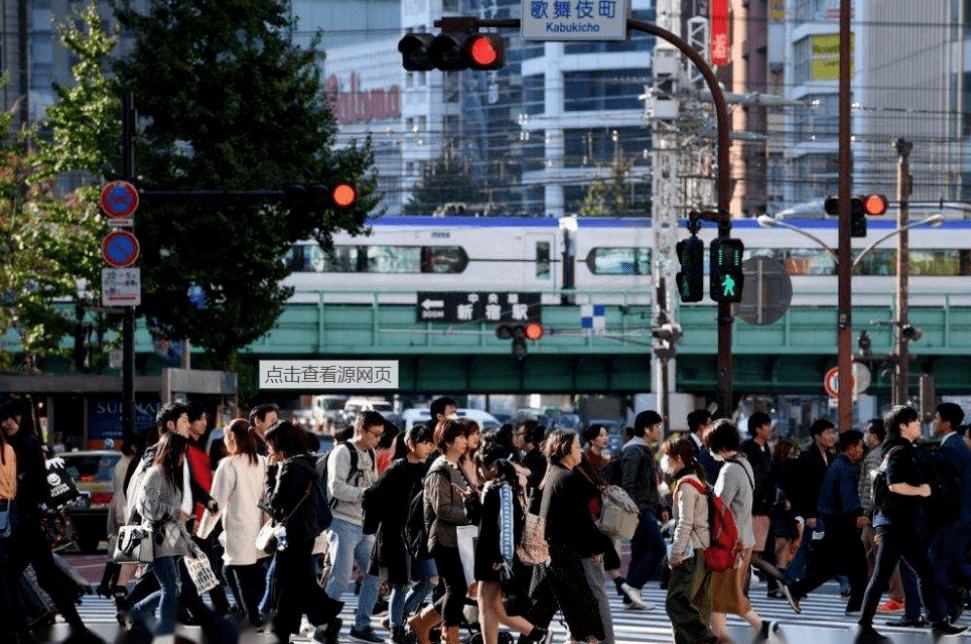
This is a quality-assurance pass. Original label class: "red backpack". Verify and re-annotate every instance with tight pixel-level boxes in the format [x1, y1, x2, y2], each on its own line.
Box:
[677, 478, 743, 573]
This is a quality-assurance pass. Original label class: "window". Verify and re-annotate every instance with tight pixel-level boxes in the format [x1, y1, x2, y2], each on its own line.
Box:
[288, 244, 467, 273]
[585, 248, 651, 275]
[536, 241, 551, 278]
[740, 248, 971, 276]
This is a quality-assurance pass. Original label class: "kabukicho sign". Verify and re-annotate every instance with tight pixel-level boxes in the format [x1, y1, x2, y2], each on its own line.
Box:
[325, 73, 401, 125]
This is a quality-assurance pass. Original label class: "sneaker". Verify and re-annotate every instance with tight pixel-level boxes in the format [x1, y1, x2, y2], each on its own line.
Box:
[781, 585, 800, 614]
[886, 615, 928, 627]
[842, 590, 852, 600]
[877, 600, 905, 614]
[313, 619, 344, 644]
[932, 623, 967, 638]
[620, 583, 654, 610]
[351, 625, 388, 644]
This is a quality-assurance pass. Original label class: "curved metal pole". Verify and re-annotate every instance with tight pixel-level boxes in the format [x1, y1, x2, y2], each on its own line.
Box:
[628, 19, 734, 416]
[852, 216, 943, 270]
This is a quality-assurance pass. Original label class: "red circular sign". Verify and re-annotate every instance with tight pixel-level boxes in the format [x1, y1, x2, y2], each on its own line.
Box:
[824, 366, 855, 398]
[100, 180, 139, 218]
[102, 230, 140, 268]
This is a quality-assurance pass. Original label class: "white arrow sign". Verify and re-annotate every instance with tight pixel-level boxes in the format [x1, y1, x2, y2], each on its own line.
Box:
[421, 298, 444, 310]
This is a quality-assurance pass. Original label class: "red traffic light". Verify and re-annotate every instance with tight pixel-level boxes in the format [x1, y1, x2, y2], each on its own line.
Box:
[332, 183, 357, 208]
[466, 34, 504, 70]
[863, 194, 888, 216]
[524, 322, 544, 341]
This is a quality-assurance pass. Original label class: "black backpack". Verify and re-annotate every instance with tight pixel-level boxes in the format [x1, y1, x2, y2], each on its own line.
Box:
[294, 457, 333, 534]
[871, 445, 904, 514]
[316, 442, 373, 508]
[403, 487, 428, 558]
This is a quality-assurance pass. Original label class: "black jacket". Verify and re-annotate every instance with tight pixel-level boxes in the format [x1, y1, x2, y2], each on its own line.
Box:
[10, 433, 48, 530]
[791, 444, 834, 521]
[539, 463, 604, 558]
[266, 453, 322, 542]
[740, 438, 775, 516]
[367, 457, 427, 585]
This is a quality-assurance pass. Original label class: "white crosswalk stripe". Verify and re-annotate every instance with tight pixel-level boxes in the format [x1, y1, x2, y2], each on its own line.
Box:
[70, 577, 968, 643]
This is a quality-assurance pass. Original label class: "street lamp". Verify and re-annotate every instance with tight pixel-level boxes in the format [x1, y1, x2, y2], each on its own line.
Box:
[756, 213, 945, 407]
[754, 214, 943, 269]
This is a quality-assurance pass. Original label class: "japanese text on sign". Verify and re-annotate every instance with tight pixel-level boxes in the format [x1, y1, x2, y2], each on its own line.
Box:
[417, 292, 542, 323]
[522, 0, 629, 40]
[259, 360, 398, 390]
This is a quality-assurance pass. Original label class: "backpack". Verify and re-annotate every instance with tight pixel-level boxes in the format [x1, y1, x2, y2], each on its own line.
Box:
[294, 458, 333, 534]
[403, 487, 428, 558]
[316, 442, 373, 508]
[597, 485, 640, 540]
[678, 478, 743, 573]
[871, 445, 905, 515]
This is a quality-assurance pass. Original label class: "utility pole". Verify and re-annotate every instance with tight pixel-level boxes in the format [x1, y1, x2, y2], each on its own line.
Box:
[121, 92, 136, 441]
[893, 138, 913, 406]
[836, 0, 853, 431]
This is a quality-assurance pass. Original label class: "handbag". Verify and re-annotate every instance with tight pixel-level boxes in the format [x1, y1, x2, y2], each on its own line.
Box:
[516, 490, 550, 566]
[40, 507, 78, 551]
[185, 546, 220, 593]
[113, 523, 154, 563]
[255, 481, 313, 554]
[0, 499, 13, 539]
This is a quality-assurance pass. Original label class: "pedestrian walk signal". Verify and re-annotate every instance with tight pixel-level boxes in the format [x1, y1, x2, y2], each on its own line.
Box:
[675, 236, 705, 303]
[710, 238, 744, 303]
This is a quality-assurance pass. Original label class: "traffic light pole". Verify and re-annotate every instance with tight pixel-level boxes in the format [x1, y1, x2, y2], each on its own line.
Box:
[893, 138, 913, 407]
[836, 0, 853, 431]
[436, 17, 736, 415]
[121, 91, 136, 442]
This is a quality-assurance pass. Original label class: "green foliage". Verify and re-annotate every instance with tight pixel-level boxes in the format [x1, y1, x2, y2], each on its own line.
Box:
[113, 0, 378, 363]
[577, 159, 633, 217]
[403, 155, 487, 215]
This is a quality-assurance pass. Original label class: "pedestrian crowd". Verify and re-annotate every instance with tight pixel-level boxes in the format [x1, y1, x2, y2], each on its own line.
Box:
[0, 395, 970, 644]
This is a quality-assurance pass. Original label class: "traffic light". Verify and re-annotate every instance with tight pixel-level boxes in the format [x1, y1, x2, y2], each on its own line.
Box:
[675, 236, 705, 303]
[398, 31, 505, 71]
[284, 183, 358, 215]
[710, 238, 744, 303]
[823, 194, 888, 238]
[496, 322, 543, 360]
[652, 322, 683, 360]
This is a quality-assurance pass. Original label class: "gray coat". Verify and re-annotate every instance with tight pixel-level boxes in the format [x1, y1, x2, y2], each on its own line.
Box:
[713, 456, 756, 549]
[134, 465, 189, 559]
[424, 455, 472, 550]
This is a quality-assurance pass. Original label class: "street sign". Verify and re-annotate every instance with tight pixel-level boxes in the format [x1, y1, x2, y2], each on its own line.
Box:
[102, 267, 141, 306]
[521, 0, 629, 41]
[259, 360, 398, 390]
[101, 230, 140, 267]
[734, 257, 793, 326]
[824, 366, 856, 399]
[99, 180, 139, 218]
[417, 292, 541, 323]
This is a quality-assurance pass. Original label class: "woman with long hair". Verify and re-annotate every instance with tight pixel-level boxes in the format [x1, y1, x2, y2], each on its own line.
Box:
[410, 418, 478, 644]
[473, 430, 548, 644]
[368, 423, 436, 644]
[0, 400, 18, 640]
[535, 429, 605, 644]
[264, 420, 343, 644]
[127, 431, 191, 641]
[0, 398, 93, 643]
[660, 436, 716, 644]
[204, 418, 268, 627]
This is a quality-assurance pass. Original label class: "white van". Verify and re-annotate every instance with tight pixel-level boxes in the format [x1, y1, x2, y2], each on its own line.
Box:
[401, 408, 501, 432]
[344, 397, 393, 415]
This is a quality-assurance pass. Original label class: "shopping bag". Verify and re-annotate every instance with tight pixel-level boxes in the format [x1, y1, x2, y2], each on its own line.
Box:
[456, 524, 478, 587]
[185, 551, 220, 593]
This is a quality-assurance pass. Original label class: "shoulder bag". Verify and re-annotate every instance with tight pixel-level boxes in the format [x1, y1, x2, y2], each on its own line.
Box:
[516, 488, 550, 566]
[255, 480, 312, 554]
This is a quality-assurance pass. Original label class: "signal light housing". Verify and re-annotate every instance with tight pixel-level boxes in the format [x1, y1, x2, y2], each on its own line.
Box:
[675, 236, 705, 303]
[710, 238, 745, 303]
[863, 194, 888, 216]
[398, 30, 505, 71]
[496, 322, 543, 360]
[823, 194, 889, 237]
[283, 183, 358, 214]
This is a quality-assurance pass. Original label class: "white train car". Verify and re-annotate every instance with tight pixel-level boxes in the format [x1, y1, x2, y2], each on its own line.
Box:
[282, 215, 971, 308]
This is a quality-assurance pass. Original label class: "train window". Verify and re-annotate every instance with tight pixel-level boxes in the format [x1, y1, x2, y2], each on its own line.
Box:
[422, 246, 468, 273]
[368, 246, 421, 273]
[288, 244, 358, 272]
[585, 248, 651, 275]
[536, 242, 551, 278]
[908, 250, 961, 276]
[852, 249, 895, 276]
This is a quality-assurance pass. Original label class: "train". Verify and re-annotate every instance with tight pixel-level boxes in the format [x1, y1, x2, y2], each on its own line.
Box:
[282, 215, 971, 307]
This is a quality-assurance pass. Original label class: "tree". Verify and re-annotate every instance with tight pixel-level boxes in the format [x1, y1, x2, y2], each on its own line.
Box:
[403, 152, 487, 215]
[576, 157, 635, 217]
[0, 4, 118, 371]
[113, 0, 378, 365]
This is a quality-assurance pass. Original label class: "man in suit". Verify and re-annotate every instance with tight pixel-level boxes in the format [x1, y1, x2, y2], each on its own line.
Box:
[929, 403, 971, 618]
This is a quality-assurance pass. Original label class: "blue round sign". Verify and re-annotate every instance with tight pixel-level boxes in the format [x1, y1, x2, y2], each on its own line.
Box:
[100, 180, 139, 218]
[102, 230, 140, 267]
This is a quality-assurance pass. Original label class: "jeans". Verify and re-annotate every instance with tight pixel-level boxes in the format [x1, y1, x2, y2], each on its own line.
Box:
[784, 523, 816, 583]
[227, 562, 266, 626]
[259, 554, 277, 620]
[324, 517, 382, 631]
[130, 556, 181, 636]
[627, 510, 665, 589]
[403, 555, 437, 616]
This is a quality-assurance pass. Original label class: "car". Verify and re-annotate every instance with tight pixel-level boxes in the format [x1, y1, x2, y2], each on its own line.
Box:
[59, 450, 123, 553]
[401, 408, 501, 432]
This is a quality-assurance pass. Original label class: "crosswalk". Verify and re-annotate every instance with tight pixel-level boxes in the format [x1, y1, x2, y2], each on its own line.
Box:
[62, 577, 966, 644]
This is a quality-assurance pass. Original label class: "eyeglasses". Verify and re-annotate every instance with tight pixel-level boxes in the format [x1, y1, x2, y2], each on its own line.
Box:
[368, 429, 384, 438]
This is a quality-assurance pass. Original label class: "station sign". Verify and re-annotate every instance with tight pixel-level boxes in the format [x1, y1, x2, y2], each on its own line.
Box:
[521, 0, 630, 41]
[259, 360, 398, 390]
[417, 292, 542, 323]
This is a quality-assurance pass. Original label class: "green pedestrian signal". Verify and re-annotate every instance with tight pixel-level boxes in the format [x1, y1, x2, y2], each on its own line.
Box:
[710, 238, 744, 303]
[675, 236, 705, 302]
